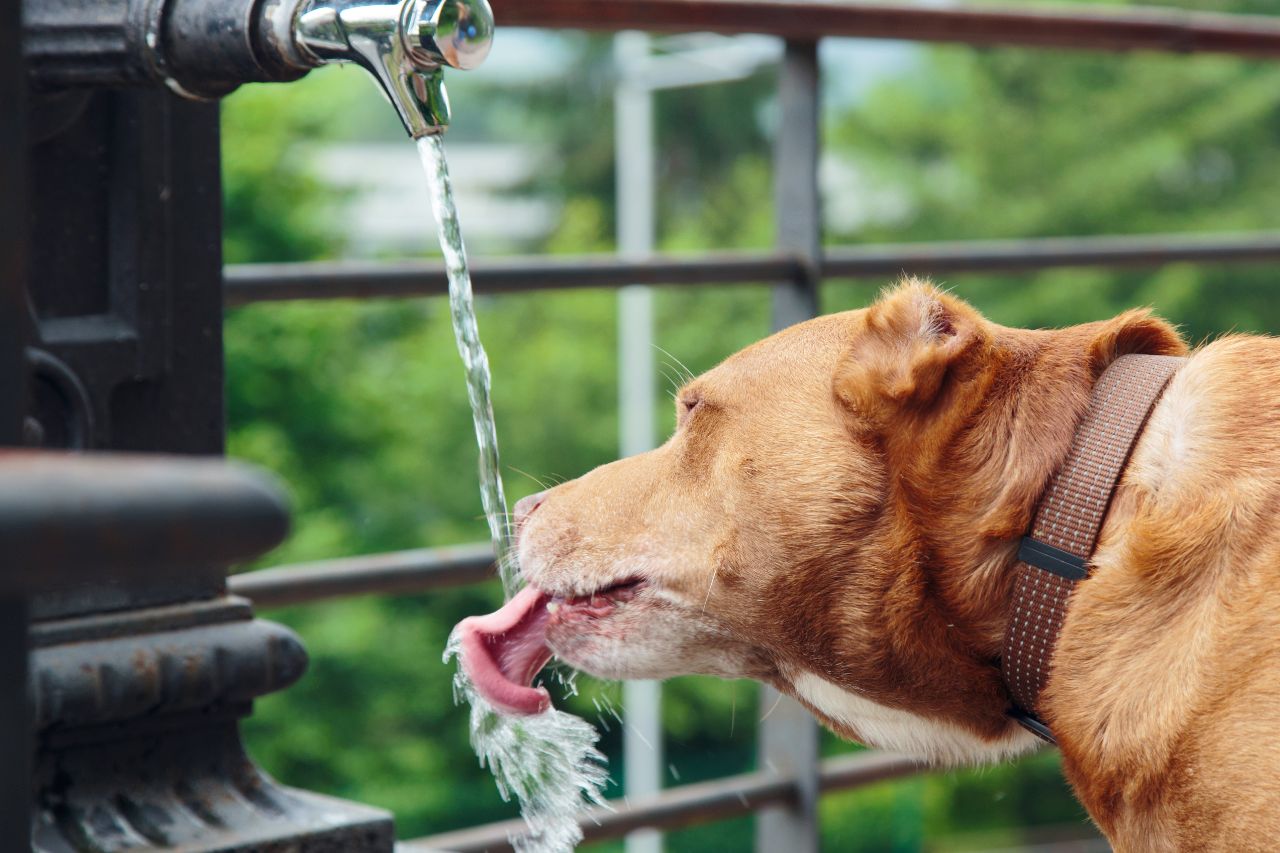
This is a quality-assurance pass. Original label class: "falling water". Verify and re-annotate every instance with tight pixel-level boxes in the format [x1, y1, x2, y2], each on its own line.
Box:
[417, 134, 609, 852]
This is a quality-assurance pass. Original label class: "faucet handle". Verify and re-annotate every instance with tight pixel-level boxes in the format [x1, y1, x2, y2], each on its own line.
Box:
[409, 0, 494, 71]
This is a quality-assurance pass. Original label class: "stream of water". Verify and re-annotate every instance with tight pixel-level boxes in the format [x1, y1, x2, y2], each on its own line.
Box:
[417, 135, 609, 852]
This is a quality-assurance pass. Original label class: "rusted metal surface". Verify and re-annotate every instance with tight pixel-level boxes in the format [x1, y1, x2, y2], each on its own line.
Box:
[224, 231, 1280, 302]
[0, 452, 289, 596]
[230, 543, 496, 609]
[401, 751, 925, 852]
[498, 0, 1280, 58]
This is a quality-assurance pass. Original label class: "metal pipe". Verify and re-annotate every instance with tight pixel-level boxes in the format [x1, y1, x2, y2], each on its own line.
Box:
[23, 0, 305, 97]
[399, 751, 925, 853]
[23, 0, 494, 128]
[228, 542, 496, 608]
[497, 0, 1280, 58]
[223, 232, 1280, 304]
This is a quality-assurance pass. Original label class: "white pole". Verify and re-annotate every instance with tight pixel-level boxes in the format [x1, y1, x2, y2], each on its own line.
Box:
[615, 29, 663, 853]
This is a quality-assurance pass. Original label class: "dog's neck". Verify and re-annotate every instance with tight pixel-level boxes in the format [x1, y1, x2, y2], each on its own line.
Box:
[889, 314, 1187, 659]
[780, 309, 1186, 746]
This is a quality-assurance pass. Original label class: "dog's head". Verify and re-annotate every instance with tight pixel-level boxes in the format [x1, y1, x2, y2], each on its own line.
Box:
[467, 280, 1184, 764]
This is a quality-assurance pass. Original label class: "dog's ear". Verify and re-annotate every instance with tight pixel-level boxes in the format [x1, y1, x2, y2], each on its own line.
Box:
[1085, 308, 1187, 376]
[836, 278, 990, 424]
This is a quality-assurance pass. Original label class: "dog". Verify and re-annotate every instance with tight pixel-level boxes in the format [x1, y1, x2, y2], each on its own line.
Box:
[459, 279, 1280, 851]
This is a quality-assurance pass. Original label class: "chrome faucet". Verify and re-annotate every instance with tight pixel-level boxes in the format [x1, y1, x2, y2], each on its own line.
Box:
[290, 0, 494, 138]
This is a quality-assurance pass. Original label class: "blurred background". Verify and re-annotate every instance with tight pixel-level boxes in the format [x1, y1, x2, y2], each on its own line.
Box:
[223, 0, 1280, 849]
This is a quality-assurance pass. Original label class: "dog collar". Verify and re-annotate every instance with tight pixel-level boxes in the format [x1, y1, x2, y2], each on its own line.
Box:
[1001, 353, 1185, 744]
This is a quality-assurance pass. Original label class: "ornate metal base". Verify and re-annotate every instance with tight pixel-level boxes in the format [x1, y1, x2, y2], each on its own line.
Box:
[33, 718, 393, 852]
[30, 596, 395, 852]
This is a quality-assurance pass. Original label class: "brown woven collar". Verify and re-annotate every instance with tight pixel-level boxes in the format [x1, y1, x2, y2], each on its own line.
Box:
[1001, 353, 1184, 743]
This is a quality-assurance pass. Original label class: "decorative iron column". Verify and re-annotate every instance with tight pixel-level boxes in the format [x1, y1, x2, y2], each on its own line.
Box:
[17, 6, 395, 850]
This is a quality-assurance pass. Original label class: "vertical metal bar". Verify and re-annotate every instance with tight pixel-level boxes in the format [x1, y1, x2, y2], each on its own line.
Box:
[0, 0, 31, 848]
[615, 30, 665, 853]
[757, 38, 821, 853]
[770, 40, 822, 328]
[0, 598, 30, 853]
[1, 0, 27, 444]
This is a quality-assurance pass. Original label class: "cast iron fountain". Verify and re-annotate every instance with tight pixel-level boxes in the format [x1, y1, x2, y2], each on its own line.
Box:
[17, 0, 492, 849]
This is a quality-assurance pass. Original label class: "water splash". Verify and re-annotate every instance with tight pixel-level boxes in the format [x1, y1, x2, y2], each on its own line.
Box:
[418, 134, 608, 851]
[444, 635, 609, 851]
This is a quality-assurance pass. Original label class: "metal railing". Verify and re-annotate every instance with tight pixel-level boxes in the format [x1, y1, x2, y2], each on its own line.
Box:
[397, 751, 925, 853]
[226, 231, 1280, 304]
[224, 1, 1280, 849]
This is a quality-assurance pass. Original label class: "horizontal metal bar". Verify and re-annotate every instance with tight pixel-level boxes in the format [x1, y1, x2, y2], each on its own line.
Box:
[227, 543, 496, 608]
[0, 451, 288, 592]
[822, 231, 1280, 278]
[223, 253, 799, 305]
[399, 751, 924, 853]
[499, 0, 1280, 59]
[224, 232, 1280, 304]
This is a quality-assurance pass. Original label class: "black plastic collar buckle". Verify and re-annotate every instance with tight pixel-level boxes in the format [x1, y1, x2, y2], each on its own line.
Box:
[1008, 707, 1057, 745]
[1017, 537, 1088, 581]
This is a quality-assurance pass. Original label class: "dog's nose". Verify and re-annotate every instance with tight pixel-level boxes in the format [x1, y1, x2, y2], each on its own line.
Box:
[513, 490, 547, 533]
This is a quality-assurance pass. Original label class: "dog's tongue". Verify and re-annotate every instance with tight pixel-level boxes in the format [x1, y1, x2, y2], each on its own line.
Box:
[457, 585, 554, 716]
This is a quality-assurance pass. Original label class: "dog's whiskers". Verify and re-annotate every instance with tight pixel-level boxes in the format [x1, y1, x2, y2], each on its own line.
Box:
[759, 690, 785, 723]
[657, 365, 685, 399]
[508, 465, 553, 490]
[702, 564, 719, 614]
[653, 345, 695, 384]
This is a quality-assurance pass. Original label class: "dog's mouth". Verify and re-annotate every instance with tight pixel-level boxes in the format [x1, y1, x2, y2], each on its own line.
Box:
[456, 578, 645, 715]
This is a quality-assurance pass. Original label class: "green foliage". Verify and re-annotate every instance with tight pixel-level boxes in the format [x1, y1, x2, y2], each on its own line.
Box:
[225, 10, 1280, 849]
[827, 28, 1280, 339]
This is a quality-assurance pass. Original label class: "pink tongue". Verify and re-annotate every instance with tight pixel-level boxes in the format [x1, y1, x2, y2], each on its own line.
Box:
[457, 585, 554, 716]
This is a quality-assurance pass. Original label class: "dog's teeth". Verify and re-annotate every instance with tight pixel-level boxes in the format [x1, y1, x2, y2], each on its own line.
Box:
[547, 601, 560, 613]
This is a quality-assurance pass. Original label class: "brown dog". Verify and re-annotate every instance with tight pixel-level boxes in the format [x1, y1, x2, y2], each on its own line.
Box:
[460, 280, 1280, 851]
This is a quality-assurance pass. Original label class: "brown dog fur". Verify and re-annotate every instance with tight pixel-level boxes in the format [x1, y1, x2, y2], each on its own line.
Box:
[515, 279, 1280, 850]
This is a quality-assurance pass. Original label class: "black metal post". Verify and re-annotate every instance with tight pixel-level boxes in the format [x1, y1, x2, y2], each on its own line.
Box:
[0, 597, 30, 853]
[2, 0, 32, 848]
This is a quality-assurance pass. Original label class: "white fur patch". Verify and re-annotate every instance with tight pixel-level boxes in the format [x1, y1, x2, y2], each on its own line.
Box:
[790, 670, 1040, 766]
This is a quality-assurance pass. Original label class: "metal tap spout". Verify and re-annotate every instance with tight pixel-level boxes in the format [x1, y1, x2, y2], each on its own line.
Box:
[292, 0, 494, 138]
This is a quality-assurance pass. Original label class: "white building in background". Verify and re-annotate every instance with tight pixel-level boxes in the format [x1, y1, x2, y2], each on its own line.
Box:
[310, 139, 908, 260]
[308, 142, 559, 259]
